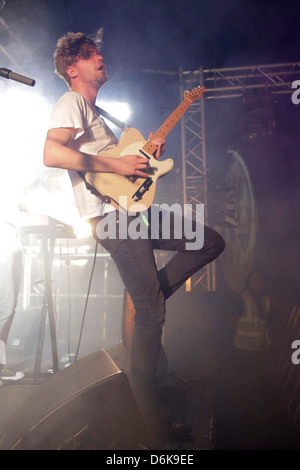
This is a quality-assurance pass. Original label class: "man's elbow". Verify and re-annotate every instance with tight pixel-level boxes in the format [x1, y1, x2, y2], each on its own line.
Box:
[43, 154, 52, 168]
[43, 142, 56, 168]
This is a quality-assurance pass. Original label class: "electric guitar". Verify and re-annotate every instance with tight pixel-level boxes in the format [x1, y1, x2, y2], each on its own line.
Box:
[85, 86, 206, 214]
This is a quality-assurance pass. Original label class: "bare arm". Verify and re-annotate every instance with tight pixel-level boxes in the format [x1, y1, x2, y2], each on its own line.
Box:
[43, 127, 150, 176]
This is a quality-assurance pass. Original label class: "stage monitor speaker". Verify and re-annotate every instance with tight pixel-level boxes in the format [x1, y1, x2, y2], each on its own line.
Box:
[0, 350, 147, 450]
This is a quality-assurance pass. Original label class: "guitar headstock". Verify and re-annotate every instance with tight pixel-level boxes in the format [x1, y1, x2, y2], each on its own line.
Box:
[184, 86, 207, 102]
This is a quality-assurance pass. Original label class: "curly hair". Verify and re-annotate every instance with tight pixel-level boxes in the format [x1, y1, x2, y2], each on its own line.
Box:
[54, 30, 103, 85]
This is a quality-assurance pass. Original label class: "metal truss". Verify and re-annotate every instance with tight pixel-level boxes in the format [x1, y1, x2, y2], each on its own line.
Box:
[201, 62, 300, 99]
[180, 62, 300, 291]
[179, 68, 216, 292]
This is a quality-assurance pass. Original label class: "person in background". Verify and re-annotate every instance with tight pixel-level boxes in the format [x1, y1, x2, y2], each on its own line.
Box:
[0, 217, 24, 386]
[234, 270, 271, 352]
[218, 270, 273, 449]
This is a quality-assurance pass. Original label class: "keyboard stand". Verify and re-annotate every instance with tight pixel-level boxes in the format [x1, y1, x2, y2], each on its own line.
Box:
[20, 215, 76, 382]
[33, 234, 59, 382]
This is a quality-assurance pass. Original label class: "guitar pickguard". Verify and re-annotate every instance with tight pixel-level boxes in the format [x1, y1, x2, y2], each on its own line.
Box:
[85, 131, 174, 214]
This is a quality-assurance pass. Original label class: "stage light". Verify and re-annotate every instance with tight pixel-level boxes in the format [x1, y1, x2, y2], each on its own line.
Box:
[0, 86, 52, 205]
[73, 220, 92, 239]
[0, 85, 83, 233]
[240, 89, 276, 142]
[0, 85, 54, 233]
[96, 100, 131, 129]
[0, 88, 131, 239]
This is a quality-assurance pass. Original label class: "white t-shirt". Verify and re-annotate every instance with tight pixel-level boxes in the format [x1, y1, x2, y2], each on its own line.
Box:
[48, 91, 118, 220]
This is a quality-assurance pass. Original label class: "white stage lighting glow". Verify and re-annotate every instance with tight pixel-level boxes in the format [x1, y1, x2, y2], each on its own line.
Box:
[0, 89, 131, 238]
[0, 86, 87, 234]
[73, 220, 92, 239]
[96, 101, 131, 129]
[0, 86, 52, 216]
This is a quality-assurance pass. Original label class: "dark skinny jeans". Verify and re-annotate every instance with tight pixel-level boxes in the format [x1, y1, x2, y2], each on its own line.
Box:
[90, 206, 225, 417]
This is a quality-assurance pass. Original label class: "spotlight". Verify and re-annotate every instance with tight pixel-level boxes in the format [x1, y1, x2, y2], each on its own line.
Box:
[96, 100, 131, 129]
[0, 87, 52, 192]
[73, 220, 92, 239]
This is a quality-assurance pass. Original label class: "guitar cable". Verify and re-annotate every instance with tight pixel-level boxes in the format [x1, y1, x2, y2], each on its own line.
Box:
[73, 108, 125, 362]
[74, 239, 98, 362]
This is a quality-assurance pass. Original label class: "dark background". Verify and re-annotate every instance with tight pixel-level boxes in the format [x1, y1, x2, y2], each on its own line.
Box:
[1, 2, 299, 451]
[1, 0, 299, 302]
[1, 0, 300, 357]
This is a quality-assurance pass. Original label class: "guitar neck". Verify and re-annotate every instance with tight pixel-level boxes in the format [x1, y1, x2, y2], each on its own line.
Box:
[142, 97, 193, 156]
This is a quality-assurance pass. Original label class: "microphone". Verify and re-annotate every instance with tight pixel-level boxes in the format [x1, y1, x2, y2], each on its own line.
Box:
[0, 67, 35, 86]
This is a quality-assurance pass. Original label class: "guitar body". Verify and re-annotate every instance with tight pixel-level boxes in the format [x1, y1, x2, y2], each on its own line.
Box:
[85, 127, 174, 214]
[84, 86, 206, 213]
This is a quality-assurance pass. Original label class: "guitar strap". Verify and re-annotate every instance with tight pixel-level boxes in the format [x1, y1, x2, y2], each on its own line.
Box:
[77, 105, 128, 199]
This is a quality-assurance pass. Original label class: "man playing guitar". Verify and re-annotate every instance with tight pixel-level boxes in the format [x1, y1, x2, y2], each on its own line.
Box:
[44, 31, 225, 447]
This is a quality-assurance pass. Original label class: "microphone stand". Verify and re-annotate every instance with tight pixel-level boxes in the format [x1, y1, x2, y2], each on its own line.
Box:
[0, 67, 35, 86]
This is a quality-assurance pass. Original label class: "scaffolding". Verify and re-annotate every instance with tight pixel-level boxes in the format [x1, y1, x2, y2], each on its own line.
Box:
[180, 62, 300, 291]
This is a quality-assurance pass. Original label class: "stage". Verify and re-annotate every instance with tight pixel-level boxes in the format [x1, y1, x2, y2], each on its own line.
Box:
[0, 340, 299, 451]
[0, 345, 217, 451]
